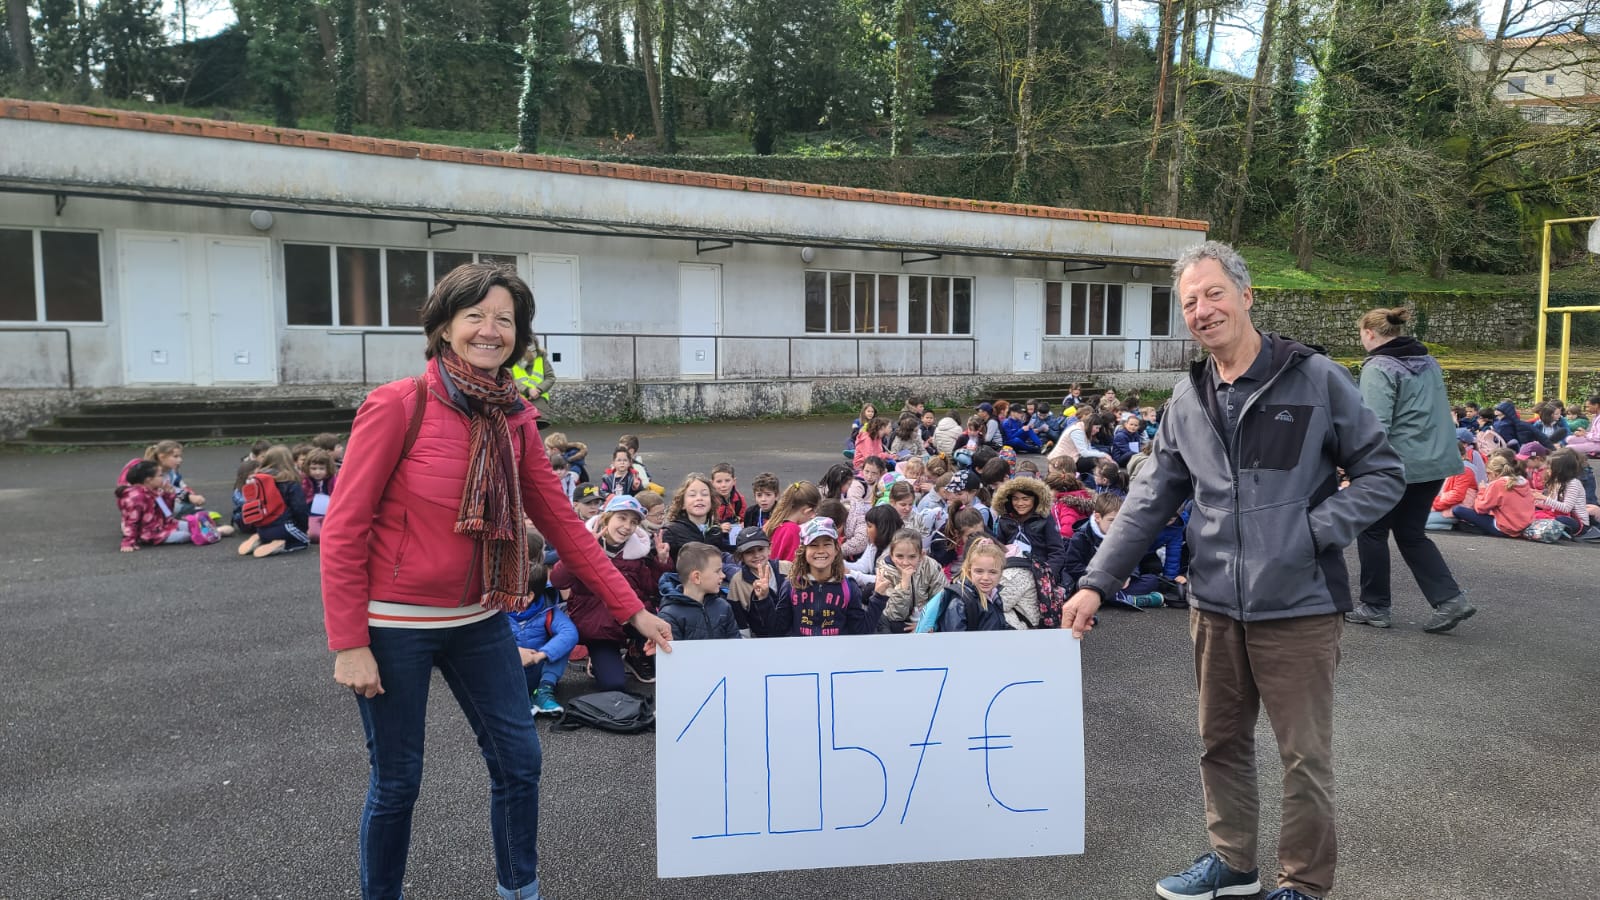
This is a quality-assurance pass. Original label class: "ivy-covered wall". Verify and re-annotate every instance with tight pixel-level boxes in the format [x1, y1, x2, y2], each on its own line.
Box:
[1249, 289, 1545, 353]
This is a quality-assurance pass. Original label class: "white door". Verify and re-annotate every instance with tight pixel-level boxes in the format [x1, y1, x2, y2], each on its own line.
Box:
[679, 263, 721, 377]
[1012, 278, 1043, 374]
[532, 256, 582, 380]
[1123, 283, 1153, 371]
[206, 237, 277, 382]
[122, 233, 192, 384]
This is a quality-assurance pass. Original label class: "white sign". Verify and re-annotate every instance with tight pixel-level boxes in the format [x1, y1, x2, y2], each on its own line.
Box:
[654, 630, 1085, 878]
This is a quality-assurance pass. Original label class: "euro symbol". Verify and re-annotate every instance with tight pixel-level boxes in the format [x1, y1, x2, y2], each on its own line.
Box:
[967, 680, 1047, 813]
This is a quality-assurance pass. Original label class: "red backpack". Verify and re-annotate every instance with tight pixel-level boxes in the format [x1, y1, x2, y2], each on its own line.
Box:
[240, 472, 287, 527]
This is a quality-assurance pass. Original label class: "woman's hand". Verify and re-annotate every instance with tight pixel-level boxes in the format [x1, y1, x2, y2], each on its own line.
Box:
[629, 609, 674, 655]
[334, 647, 384, 698]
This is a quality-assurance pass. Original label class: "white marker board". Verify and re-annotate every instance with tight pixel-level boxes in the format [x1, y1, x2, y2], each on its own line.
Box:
[655, 630, 1085, 878]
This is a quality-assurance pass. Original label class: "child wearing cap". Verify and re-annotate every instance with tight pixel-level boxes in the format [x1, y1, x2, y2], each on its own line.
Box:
[728, 527, 786, 637]
[551, 492, 671, 689]
[656, 542, 741, 641]
[750, 518, 886, 637]
[571, 483, 605, 521]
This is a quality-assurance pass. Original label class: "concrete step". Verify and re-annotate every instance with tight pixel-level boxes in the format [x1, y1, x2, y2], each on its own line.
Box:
[76, 397, 342, 415]
[13, 395, 359, 448]
[25, 415, 356, 445]
[55, 408, 355, 429]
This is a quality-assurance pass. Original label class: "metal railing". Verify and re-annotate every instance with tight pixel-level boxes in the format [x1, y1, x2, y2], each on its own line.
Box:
[334, 328, 1199, 384]
[0, 326, 75, 389]
[531, 331, 981, 383]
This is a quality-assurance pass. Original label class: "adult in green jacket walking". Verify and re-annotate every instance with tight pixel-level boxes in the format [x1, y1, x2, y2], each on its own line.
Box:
[1346, 307, 1477, 634]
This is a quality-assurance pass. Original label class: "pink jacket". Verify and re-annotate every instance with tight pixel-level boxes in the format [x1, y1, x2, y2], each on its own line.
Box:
[1474, 476, 1534, 536]
[320, 361, 646, 651]
[116, 483, 179, 549]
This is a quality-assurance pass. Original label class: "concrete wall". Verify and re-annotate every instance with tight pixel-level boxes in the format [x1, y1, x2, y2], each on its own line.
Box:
[0, 192, 1184, 389]
[1250, 288, 1546, 353]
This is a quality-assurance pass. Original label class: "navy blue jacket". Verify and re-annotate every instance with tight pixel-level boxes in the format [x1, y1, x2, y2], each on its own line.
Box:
[935, 579, 1010, 632]
[1111, 427, 1144, 466]
[656, 573, 742, 641]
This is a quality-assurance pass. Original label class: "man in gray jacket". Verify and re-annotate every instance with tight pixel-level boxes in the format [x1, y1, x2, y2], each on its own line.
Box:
[1061, 241, 1403, 900]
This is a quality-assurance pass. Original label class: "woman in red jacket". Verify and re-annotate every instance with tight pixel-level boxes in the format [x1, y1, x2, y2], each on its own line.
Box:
[320, 263, 672, 900]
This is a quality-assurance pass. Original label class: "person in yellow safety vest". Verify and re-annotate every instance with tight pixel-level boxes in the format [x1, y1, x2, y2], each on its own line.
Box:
[512, 344, 555, 403]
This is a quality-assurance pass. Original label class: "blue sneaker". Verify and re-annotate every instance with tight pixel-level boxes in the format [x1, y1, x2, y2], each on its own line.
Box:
[1156, 852, 1262, 900]
[530, 687, 564, 717]
[1264, 889, 1321, 900]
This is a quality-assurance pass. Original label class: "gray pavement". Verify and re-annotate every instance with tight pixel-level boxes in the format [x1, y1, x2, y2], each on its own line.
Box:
[1, 418, 1595, 900]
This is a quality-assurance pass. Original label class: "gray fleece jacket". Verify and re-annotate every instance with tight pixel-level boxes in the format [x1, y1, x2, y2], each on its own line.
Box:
[1358, 337, 1462, 485]
[1079, 332, 1404, 621]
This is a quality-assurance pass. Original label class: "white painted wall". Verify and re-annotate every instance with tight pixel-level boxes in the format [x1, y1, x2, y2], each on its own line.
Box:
[0, 192, 1185, 389]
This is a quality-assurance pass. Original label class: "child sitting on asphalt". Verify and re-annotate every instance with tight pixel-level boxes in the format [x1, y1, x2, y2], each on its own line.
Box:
[508, 530, 579, 717]
[1452, 451, 1534, 538]
[752, 519, 886, 637]
[600, 445, 644, 497]
[875, 527, 949, 633]
[301, 448, 337, 543]
[1045, 462, 1095, 537]
[765, 480, 821, 567]
[657, 542, 741, 641]
[117, 460, 209, 551]
[1063, 493, 1164, 608]
[544, 432, 589, 483]
[920, 537, 1011, 632]
[549, 451, 577, 500]
[743, 472, 780, 531]
[237, 446, 310, 558]
[711, 462, 747, 534]
[727, 527, 785, 637]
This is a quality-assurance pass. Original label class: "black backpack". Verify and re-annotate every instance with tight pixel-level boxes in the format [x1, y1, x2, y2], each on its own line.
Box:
[551, 690, 655, 734]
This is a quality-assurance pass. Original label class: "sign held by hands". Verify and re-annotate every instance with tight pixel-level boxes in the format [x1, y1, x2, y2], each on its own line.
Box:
[655, 630, 1085, 878]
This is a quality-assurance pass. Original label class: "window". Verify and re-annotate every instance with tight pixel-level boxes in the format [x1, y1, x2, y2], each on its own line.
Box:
[804, 270, 974, 335]
[1150, 286, 1174, 337]
[284, 244, 520, 327]
[1546, 74, 1556, 86]
[1507, 76, 1527, 94]
[0, 228, 103, 322]
[1045, 281, 1123, 336]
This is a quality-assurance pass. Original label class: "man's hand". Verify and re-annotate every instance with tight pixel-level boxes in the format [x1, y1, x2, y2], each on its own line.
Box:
[1060, 588, 1102, 639]
[629, 609, 674, 654]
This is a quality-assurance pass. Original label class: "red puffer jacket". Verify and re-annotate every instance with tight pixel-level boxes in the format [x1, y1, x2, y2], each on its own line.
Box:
[320, 359, 646, 651]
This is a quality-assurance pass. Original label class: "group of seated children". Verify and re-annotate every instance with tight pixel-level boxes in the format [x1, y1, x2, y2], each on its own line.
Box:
[507, 395, 1188, 718]
[1438, 396, 1600, 542]
[114, 433, 344, 558]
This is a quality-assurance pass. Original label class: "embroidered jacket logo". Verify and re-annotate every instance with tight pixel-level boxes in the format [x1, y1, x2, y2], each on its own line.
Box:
[1274, 410, 1296, 423]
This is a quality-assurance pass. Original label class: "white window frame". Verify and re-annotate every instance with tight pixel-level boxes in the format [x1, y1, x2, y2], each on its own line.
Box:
[1044, 280, 1124, 337]
[804, 269, 974, 337]
[282, 242, 524, 330]
[0, 226, 106, 324]
[1507, 76, 1527, 94]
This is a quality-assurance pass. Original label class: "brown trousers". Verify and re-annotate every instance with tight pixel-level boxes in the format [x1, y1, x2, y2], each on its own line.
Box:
[1190, 608, 1342, 897]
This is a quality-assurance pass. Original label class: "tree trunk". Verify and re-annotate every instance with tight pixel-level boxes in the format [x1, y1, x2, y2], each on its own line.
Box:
[1203, 3, 1218, 68]
[1012, 0, 1039, 201]
[1142, 0, 1177, 214]
[1228, 0, 1279, 244]
[334, 0, 357, 133]
[313, 5, 336, 67]
[1108, 0, 1119, 70]
[635, 0, 664, 143]
[383, 0, 406, 127]
[1483, 0, 1513, 94]
[658, 0, 676, 152]
[75, 0, 90, 100]
[1162, 0, 1197, 217]
[890, 0, 917, 156]
[7, 0, 34, 79]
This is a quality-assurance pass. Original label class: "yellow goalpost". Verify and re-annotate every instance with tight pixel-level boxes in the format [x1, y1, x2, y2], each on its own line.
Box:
[1533, 215, 1600, 404]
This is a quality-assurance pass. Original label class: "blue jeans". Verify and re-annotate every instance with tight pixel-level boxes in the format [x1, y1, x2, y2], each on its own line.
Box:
[1451, 506, 1509, 536]
[356, 615, 542, 900]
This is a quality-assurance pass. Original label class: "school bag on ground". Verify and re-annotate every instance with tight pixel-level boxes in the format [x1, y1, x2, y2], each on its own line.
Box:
[239, 473, 287, 527]
[1522, 519, 1566, 543]
[1475, 429, 1506, 460]
[551, 690, 655, 734]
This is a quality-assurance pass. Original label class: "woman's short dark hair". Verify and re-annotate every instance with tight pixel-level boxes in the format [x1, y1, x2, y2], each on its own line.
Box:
[419, 262, 535, 368]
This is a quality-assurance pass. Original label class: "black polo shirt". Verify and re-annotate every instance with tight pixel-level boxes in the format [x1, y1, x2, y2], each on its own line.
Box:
[1203, 332, 1273, 439]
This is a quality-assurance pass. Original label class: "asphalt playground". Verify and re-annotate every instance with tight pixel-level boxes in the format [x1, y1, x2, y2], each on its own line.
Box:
[2, 416, 1595, 899]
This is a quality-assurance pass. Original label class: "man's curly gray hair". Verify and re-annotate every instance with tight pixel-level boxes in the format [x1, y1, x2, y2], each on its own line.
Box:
[1172, 240, 1251, 294]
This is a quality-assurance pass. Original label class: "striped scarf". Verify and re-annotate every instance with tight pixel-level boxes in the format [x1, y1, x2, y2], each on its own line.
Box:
[439, 348, 530, 613]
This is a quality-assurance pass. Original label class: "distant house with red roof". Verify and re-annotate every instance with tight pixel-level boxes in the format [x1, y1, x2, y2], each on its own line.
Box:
[1458, 27, 1600, 126]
